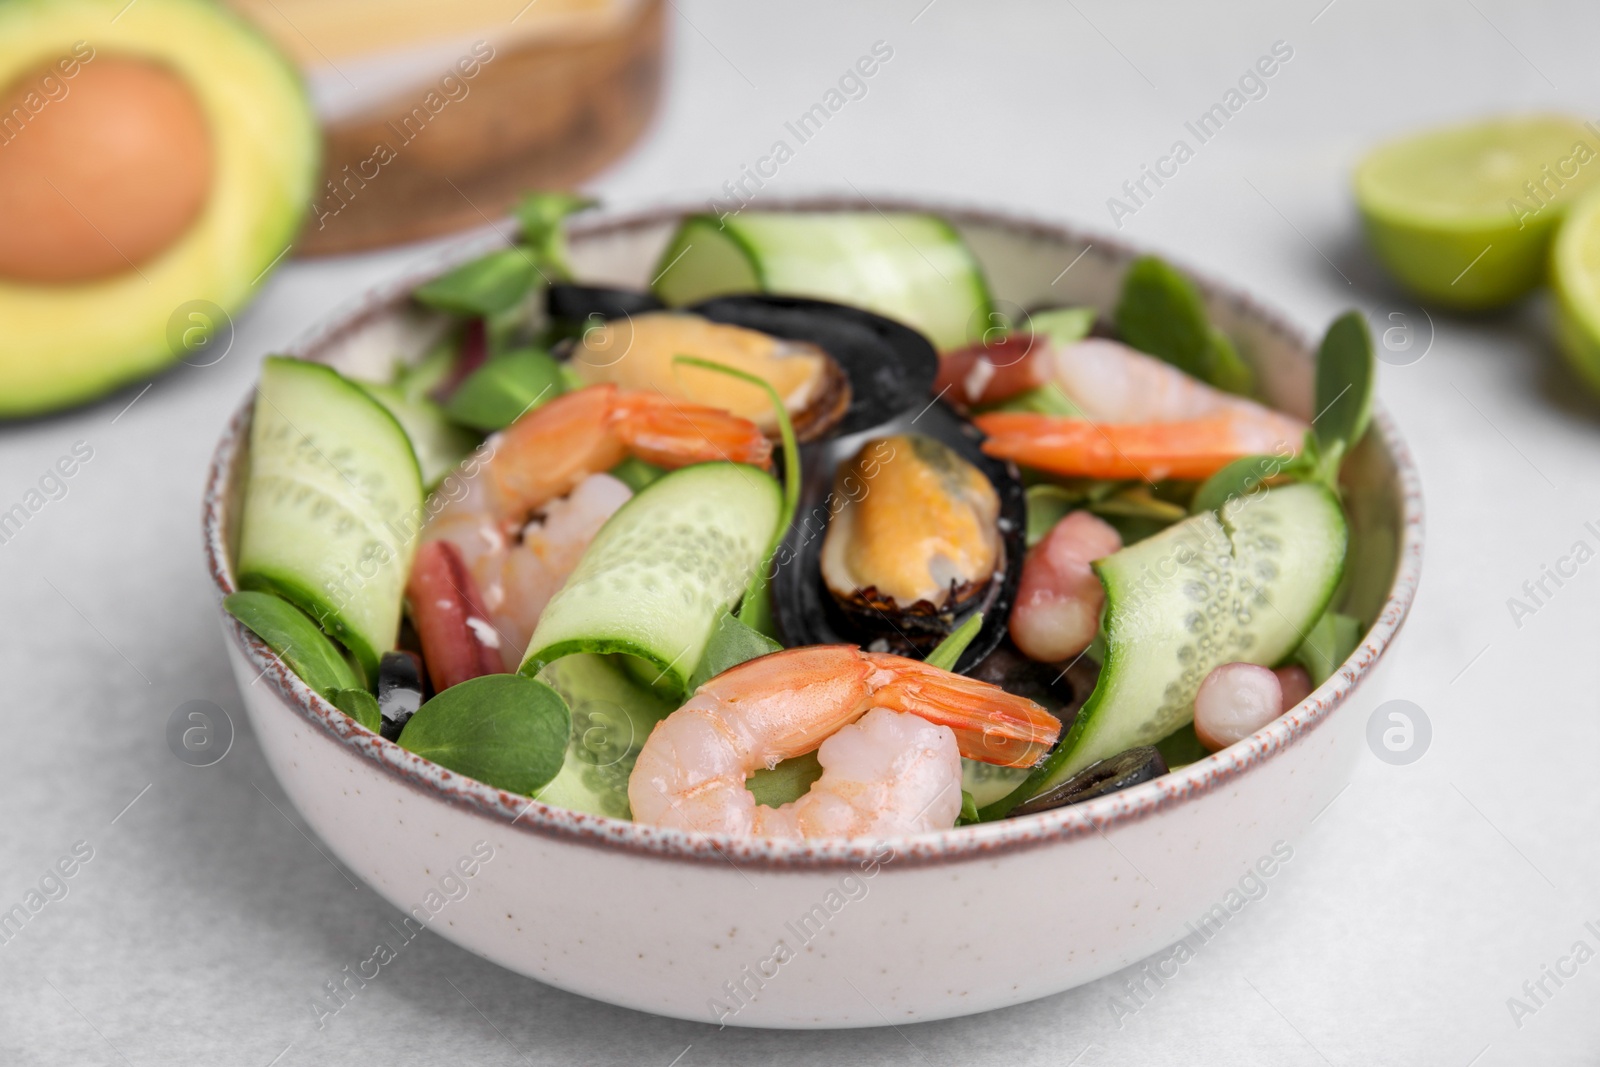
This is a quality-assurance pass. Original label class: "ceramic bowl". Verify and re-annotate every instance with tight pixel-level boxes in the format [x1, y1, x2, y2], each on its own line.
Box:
[204, 198, 1423, 1028]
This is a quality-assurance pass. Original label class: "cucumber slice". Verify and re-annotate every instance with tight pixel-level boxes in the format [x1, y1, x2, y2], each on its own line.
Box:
[238, 357, 424, 678]
[519, 462, 783, 693]
[536, 654, 678, 819]
[998, 483, 1347, 809]
[358, 381, 478, 488]
[1024, 306, 1097, 347]
[652, 212, 993, 350]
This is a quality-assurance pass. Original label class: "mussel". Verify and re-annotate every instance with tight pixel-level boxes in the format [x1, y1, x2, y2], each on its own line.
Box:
[820, 432, 1001, 635]
[690, 295, 938, 437]
[544, 283, 665, 344]
[773, 401, 1027, 674]
[553, 292, 940, 447]
[968, 642, 1099, 730]
[565, 310, 850, 442]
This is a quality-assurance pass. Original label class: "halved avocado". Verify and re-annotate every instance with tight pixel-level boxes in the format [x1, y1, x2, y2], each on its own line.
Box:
[0, 0, 318, 417]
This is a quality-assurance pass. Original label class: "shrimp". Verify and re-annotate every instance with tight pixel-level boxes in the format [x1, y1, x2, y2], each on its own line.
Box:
[756, 709, 962, 838]
[419, 384, 771, 672]
[437, 383, 772, 539]
[627, 645, 1061, 836]
[974, 411, 1296, 482]
[938, 335, 1307, 441]
[1009, 510, 1122, 663]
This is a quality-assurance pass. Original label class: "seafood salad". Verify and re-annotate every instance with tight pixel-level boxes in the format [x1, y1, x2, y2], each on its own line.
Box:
[225, 196, 1375, 837]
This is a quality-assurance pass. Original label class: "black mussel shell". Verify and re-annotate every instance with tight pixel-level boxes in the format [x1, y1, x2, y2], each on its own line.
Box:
[970, 642, 1099, 734]
[1010, 746, 1169, 817]
[377, 650, 427, 742]
[772, 401, 1026, 675]
[545, 284, 665, 342]
[690, 294, 938, 436]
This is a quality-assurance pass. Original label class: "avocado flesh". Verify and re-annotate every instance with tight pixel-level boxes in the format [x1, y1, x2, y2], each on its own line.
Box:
[0, 0, 319, 417]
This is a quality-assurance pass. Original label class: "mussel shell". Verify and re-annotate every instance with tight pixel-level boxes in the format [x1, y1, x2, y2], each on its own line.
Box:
[691, 294, 938, 436]
[545, 284, 666, 343]
[772, 401, 1026, 674]
[1010, 746, 1168, 817]
[968, 641, 1099, 733]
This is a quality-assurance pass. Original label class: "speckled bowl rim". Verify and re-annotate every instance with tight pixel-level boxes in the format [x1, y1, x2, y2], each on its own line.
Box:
[203, 196, 1424, 872]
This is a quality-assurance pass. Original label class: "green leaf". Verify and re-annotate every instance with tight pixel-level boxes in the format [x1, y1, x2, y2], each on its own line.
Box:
[689, 611, 782, 692]
[1205, 327, 1255, 394]
[1154, 723, 1209, 769]
[1313, 311, 1375, 454]
[736, 573, 779, 641]
[484, 300, 529, 355]
[513, 192, 596, 280]
[397, 674, 571, 796]
[395, 338, 458, 401]
[1024, 306, 1096, 347]
[1025, 484, 1085, 546]
[748, 752, 823, 807]
[956, 790, 980, 826]
[1114, 256, 1254, 394]
[977, 382, 1083, 417]
[1191, 454, 1290, 514]
[609, 456, 665, 493]
[331, 688, 382, 733]
[1291, 611, 1363, 685]
[1087, 486, 1188, 523]
[224, 591, 363, 698]
[414, 248, 540, 317]
[924, 612, 983, 672]
[443, 348, 565, 431]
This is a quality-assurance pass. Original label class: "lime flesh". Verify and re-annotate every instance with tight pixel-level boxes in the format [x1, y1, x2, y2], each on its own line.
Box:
[1355, 114, 1600, 309]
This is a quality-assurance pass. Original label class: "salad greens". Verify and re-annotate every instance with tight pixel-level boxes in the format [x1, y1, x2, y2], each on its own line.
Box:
[331, 688, 382, 734]
[1115, 255, 1254, 394]
[413, 248, 541, 318]
[224, 591, 364, 698]
[443, 347, 565, 431]
[414, 193, 594, 320]
[397, 674, 571, 796]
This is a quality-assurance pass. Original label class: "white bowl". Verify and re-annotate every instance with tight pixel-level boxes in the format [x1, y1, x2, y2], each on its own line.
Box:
[204, 199, 1422, 1028]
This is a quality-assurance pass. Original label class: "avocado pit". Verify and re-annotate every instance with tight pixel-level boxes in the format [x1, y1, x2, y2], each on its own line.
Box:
[0, 55, 214, 284]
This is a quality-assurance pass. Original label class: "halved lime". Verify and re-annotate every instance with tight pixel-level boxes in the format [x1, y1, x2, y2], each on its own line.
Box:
[1355, 114, 1600, 309]
[1551, 188, 1600, 390]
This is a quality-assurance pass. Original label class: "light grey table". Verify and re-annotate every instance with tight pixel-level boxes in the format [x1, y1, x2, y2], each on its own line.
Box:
[4, 1, 1598, 1063]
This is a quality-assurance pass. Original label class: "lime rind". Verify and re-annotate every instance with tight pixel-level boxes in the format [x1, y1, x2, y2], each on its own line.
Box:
[1552, 188, 1600, 390]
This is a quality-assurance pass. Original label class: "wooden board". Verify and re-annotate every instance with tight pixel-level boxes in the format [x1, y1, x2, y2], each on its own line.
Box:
[231, 0, 663, 255]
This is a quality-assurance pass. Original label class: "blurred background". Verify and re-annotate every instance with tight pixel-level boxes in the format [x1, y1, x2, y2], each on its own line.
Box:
[3, 1, 1599, 1063]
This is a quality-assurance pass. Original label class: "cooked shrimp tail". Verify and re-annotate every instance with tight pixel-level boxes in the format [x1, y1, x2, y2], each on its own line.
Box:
[416, 385, 773, 684]
[627, 645, 1061, 837]
[940, 335, 1307, 441]
[974, 411, 1299, 482]
[862, 653, 1062, 768]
